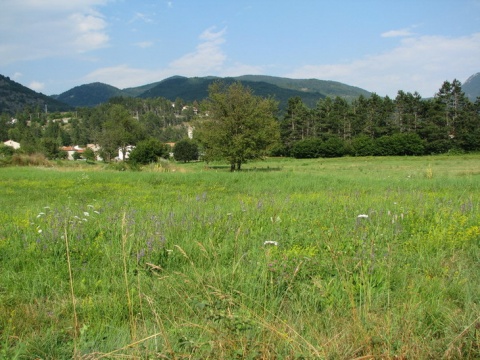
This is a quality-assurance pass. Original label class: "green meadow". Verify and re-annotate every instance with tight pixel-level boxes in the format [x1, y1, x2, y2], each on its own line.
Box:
[1, 155, 479, 359]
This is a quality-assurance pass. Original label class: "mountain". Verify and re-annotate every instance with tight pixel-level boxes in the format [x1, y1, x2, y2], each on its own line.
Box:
[138, 76, 329, 109]
[138, 75, 370, 109]
[53, 82, 125, 107]
[122, 80, 165, 97]
[0, 74, 71, 115]
[54, 75, 372, 109]
[462, 73, 480, 101]
[235, 75, 371, 100]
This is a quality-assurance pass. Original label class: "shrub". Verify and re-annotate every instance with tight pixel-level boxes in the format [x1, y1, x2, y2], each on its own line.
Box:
[291, 138, 322, 158]
[0, 144, 15, 158]
[351, 135, 376, 156]
[83, 148, 96, 162]
[128, 138, 170, 165]
[11, 153, 50, 166]
[173, 139, 199, 162]
[319, 137, 345, 158]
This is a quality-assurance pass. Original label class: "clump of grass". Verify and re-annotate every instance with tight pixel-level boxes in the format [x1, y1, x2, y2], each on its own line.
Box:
[425, 164, 434, 179]
[11, 153, 51, 166]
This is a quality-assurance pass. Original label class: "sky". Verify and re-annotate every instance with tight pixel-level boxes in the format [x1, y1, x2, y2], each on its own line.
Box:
[1, 0, 480, 98]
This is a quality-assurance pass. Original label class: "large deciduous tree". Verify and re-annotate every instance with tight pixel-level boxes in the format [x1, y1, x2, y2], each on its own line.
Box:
[196, 82, 280, 171]
[99, 104, 146, 162]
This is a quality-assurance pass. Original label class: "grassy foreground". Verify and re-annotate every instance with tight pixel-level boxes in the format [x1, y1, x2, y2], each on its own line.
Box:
[0, 155, 479, 359]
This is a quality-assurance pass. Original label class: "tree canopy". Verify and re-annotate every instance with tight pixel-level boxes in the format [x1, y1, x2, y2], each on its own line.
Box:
[196, 81, 280, 171]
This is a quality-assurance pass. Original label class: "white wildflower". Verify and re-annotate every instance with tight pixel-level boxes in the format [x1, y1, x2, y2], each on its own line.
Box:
[37, 212, 45, 218]
[83, 212, 89, 217]
[263, 241, 278, 246]
[38, 229, 42, 234]
[87, 205, 94, 208]
[93, 210, 100, 215]
[357, 214, 369, 218]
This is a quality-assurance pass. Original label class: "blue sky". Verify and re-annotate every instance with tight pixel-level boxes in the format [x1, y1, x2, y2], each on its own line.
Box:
[1, 0, 479, 98]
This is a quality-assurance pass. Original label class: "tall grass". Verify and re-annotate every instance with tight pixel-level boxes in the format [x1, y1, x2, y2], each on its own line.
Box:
[0, 155, 479, 359]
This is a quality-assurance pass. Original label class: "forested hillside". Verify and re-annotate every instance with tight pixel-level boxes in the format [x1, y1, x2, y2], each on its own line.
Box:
[50, 75, 371, 108]
[0, 75, 71, 114]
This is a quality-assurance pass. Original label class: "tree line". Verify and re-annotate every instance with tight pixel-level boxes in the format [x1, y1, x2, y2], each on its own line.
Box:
[1, 79, 479, 167]
[277, 79, 480, 158]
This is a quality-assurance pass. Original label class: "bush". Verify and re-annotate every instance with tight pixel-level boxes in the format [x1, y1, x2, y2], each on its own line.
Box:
[173, 139, 199, 162]
[0, 144, 15, 158]
[375, 133, 425, 156]
[11, 153, 50, 166]
[291, 138, 322, 158]
[319, 137, 345, 158]
[83, 148, 96, 162]
[128, 138, 170, 165]
[351, 136, 376, 156]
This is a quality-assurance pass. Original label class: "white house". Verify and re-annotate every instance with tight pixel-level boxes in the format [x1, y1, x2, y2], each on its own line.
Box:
[117, 145, 135, 161]
[3, 140, 20, 149]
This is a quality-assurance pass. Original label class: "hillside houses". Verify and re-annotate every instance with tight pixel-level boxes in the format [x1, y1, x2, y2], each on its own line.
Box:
[60, 144, 101, 160]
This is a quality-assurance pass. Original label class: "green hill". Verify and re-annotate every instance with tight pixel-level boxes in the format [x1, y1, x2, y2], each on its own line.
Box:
[138, 76, 329, 109]
[235, 75, 371, 100]
[0, 75, 71, 115]
[53, 82, 125, 107]
[53, 75, 372, 109]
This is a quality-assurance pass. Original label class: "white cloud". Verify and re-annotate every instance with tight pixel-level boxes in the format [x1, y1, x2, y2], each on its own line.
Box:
[129, 12, 154, 24]
[135, 41, 155, 49]
[381, 28, 414, 38]
[83, 26, 264, 89]
[286, 32, 480, 97]
[12, 72, 23, 80]
[29, 81, 45, 92]
[84, 65, 159, 88]
[0, 0, 109, 65]
[168, 27, 227, 74]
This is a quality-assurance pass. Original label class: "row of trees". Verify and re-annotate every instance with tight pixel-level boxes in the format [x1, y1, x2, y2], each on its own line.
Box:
[278, 79, 480, 157]
[1, 79, 479, 169]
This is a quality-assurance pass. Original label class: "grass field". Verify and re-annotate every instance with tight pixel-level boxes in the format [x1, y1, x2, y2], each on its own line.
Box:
[1, 155, 479, 359]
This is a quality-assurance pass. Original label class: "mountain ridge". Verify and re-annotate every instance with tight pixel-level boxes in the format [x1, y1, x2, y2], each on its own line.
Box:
[2, 73, 479, 114]
[0, 74, 71, 114]
[53, 75, 372, 108]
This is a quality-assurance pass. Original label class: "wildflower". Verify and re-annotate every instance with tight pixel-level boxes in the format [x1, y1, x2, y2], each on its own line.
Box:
[83, 212, 89, 217]
[263, 241, 278, 246]
[87, 205, 94, 208]
[38, 229, 42, 234]
[93, 211, 100, 215]
[357, 214, 369, 219]
[37, 212, 45, 218]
